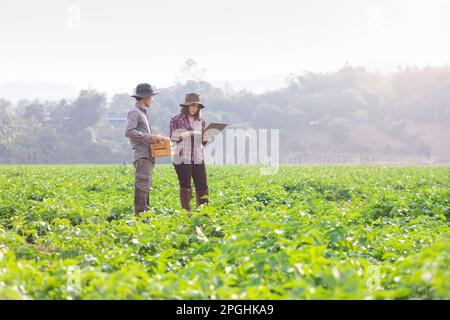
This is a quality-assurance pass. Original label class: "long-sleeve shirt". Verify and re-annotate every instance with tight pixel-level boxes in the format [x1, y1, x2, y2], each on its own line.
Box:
[169, 113, 206, 164]
[125, 103, 157, 163]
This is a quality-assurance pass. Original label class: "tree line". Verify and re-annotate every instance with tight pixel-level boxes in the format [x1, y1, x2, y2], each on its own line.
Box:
[1, 65, 449, 164]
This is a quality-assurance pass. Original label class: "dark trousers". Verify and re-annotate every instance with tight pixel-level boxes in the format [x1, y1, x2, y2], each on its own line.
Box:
[173, 161, 208, 190]
[133, 158, 154, 215]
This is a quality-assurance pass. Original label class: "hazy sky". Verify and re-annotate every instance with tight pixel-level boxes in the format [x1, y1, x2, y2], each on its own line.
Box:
[1, 0, 450, 94]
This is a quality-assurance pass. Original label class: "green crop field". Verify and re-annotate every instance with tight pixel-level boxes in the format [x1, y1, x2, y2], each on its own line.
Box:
[0, 165, 449, 299]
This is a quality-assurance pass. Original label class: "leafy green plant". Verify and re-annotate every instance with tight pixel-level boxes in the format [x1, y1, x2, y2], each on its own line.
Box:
[0, 165, 449, 299]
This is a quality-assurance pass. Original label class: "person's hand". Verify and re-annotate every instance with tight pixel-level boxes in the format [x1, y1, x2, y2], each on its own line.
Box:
[149, 134, 163, 144]
[202, 129, 216, 143]
[180, 131, 193, 140]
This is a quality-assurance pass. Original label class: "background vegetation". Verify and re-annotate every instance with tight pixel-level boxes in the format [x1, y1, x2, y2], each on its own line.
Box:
[1, 65, 450, 164]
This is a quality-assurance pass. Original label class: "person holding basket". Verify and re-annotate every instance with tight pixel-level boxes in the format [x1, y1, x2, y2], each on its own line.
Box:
[125, 83, 166, 216]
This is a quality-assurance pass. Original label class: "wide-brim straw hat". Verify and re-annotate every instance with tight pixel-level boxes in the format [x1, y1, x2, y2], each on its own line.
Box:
[131, 83, 159, 98]
[180, 92, 205, 109]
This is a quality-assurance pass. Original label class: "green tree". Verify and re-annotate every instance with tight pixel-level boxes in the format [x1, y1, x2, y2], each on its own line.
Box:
[327, 117, 350, 142]
[68, 90, 107, 132]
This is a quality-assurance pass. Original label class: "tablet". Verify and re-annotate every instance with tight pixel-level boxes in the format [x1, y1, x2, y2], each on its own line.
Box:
[205, 122, 228, 132]
[203, 122, 228, 142]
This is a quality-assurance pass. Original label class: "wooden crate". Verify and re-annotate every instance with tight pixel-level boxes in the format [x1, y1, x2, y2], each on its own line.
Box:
[151, 138, 172, 158]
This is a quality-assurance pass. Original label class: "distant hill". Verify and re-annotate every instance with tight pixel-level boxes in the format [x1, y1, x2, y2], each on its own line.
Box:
[1, 66, 449, 164]
[282, 121, 450, 164]
[0, 81, 80, 103]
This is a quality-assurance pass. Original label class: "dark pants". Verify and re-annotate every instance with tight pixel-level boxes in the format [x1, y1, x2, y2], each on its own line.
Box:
[173, 161, 208, 190]
[133, 158, 154, 215]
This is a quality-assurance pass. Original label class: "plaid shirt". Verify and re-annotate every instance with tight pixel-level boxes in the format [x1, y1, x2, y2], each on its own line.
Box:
[169, 113, 206, 164]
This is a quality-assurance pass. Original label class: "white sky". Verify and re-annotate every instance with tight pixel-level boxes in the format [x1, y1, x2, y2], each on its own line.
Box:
[1, 0, 450, 94]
